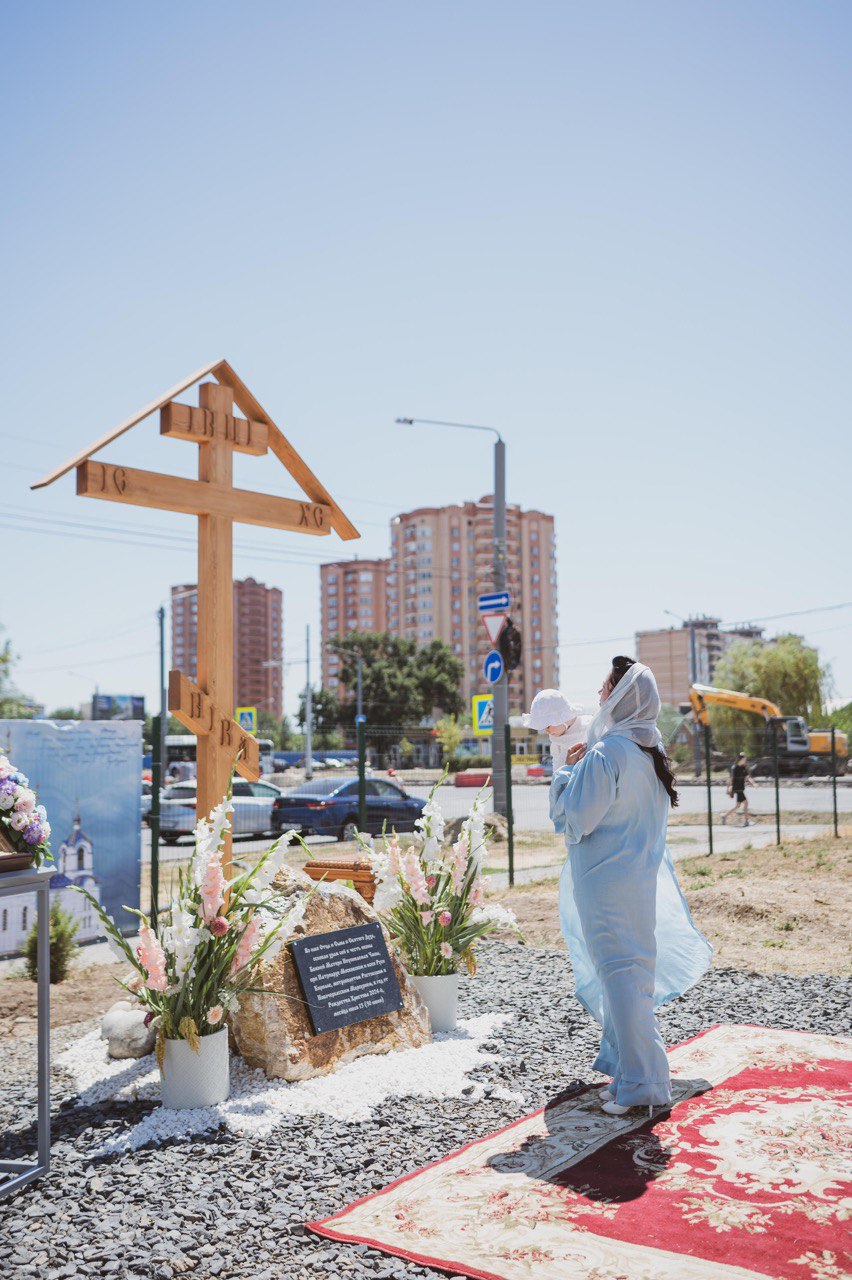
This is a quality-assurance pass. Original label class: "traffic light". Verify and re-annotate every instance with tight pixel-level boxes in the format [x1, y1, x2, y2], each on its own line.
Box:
[499, 617, 522, 672]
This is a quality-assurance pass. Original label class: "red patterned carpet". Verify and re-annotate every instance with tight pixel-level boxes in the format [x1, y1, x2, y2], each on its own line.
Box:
[309, 1025, 852, 1280]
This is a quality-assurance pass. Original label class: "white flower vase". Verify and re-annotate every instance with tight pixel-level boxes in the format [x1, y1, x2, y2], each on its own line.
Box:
[411, 973, 460, 1034]
[160, 1027, 230, 1109]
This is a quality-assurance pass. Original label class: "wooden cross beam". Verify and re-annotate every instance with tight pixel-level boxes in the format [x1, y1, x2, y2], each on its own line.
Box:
[168, 670, 260, 780]
[71, 379, 336, 877]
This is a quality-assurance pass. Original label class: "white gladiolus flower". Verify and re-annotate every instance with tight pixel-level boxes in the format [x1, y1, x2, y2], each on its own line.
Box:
[470, 903, 518, 930]
[160, 906, 203, 981]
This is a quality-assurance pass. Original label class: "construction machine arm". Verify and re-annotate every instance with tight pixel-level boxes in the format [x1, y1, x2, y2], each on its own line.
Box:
[688, 684, 783, 726]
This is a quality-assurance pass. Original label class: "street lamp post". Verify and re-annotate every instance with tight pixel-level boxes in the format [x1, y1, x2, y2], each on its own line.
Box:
[396, 417, 509, 815]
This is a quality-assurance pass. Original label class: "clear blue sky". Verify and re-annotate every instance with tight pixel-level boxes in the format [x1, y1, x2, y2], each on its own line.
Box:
[3, 1, 850, 719]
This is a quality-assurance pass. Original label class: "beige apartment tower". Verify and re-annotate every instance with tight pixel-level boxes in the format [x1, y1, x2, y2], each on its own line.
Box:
[636, 617, 764, 707]
[320, 559, 389, 695]
[387, 497, 558, 713]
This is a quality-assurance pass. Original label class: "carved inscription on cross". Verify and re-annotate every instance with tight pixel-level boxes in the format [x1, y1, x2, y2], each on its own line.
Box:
[74, 379, 333, 876]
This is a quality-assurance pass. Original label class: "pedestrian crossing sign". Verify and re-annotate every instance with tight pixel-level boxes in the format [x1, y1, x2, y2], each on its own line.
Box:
[235, 706, 258, 734]
[472, 694, 494, 736]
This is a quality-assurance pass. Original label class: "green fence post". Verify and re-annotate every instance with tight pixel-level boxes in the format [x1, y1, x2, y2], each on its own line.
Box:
[356, 715, 367, 836]
[504, 723, 515, 888]
[772, 721, 781, 846]
[704, 723, 713, 856]
[831, 727, 839, 839]
[150, 713, 161, 922]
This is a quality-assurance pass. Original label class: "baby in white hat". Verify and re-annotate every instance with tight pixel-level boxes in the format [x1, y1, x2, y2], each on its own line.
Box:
[525, 689, 592, 771]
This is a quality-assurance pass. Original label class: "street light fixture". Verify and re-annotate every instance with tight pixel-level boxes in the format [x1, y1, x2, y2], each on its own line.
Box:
[395, 416, 509, 814]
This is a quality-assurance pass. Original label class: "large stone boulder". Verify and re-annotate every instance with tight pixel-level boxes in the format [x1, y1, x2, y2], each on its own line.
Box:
[230, 867, 431, 1081]
[101, 999, 156, 1059]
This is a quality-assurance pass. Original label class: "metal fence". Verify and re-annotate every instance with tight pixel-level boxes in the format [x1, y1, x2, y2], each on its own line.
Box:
[144, 719, 848, 914]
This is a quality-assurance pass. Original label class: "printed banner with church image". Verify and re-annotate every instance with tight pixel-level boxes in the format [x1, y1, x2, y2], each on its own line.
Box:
[0, 719, 141, 956]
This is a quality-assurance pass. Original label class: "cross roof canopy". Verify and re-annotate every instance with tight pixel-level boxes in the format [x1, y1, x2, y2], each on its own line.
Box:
[31, 358, 359, 542]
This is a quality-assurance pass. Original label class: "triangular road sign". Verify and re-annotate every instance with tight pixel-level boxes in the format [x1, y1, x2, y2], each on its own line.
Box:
[482, 612, 508, 645]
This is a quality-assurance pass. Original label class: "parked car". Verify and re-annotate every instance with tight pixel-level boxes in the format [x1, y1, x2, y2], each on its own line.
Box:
[271, 776, 425, 842]
[141, 779, 154, 818]
[155, 778, 285, 843]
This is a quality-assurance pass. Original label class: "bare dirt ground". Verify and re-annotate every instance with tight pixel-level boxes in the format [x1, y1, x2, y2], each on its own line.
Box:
[1, 962, 128, 1035]
[488, 835, 852, 976]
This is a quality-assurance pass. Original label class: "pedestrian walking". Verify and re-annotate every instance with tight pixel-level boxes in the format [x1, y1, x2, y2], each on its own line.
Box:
[722, 752, 753, 826]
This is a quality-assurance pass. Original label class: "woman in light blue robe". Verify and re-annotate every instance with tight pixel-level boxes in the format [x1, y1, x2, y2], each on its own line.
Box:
[549, 658, 711, 1112]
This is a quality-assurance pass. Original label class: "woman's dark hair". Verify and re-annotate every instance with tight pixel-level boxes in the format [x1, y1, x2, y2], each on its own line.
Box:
[608, 655, 679, 808]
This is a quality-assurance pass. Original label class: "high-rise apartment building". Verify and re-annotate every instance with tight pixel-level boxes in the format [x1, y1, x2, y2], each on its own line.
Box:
[320, 559, 388, 694]
[171, 577, 283, 717]
[386, 497, 557, 713]
[636, 617, 764, 706]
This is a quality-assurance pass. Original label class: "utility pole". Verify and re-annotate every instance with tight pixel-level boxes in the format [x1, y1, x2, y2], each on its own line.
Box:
[158, 605, 166, 776]
[491, 437, 508, 815]
[305, 625, 313, 780]
[356, 651, 363, 719]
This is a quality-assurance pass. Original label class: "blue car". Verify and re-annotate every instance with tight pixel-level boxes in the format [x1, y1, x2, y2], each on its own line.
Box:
[271, 776, 425, 842]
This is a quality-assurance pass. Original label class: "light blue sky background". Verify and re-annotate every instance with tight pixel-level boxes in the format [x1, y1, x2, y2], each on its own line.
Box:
[3, 1, 850, 718]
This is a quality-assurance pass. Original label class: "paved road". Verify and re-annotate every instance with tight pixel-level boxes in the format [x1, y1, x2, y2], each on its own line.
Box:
[405, 780, 851, 830]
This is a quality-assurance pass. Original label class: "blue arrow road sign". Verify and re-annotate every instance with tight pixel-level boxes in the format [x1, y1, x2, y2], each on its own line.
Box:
[483, 649, 504, 684]
[478, 590, 511, 613]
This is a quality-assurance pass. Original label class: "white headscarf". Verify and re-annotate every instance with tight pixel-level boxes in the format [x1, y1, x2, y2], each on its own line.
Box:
[586, 662, 663, 751]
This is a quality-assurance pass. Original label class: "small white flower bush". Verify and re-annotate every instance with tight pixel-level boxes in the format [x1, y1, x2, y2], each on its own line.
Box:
[77, 776, 311, 1065]
[364, 783, 522, 977]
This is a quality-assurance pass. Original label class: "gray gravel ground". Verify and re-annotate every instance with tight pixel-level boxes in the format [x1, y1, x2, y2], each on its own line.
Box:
[1, 943, 850, 1280]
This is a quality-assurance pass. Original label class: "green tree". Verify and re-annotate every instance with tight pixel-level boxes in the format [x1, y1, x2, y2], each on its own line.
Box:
[708, 635, 830, 746]
[0, 627, 33, 718]
[434, 714, 464, 761]
[823, 701, 852, 737]
[298, 687, 343, 748]
[416, 640, 464, 718]
[327, 631, 463, 735]
[48, 707, 80, 720]
[25, 903, 79, 984]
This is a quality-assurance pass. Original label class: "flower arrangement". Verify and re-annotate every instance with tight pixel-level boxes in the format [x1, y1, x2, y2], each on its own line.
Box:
[365, 784, 521, 977]
[0, 754, 52, 869]
[76, 781, 310, 1067]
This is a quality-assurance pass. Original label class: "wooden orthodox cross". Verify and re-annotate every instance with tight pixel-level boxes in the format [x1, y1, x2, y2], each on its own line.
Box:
[34, 361, 358, 877]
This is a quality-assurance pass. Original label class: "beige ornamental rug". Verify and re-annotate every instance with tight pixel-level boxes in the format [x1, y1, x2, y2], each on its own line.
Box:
[308, 1024, 852, 1280]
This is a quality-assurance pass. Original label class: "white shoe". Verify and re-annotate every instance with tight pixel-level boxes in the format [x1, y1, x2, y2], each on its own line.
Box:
[600, 1100, 632, 1116]
[598, 1085, 615, 1102]
[601, 1101, 657, 1118]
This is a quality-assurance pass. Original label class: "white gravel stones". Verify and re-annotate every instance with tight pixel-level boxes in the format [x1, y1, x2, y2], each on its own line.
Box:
[58, 1012, 513, 1154]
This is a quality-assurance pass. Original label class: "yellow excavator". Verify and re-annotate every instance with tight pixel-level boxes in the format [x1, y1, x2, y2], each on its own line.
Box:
[687, 684, 848, 777]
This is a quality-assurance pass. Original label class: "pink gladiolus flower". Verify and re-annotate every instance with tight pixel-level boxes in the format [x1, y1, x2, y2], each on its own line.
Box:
[438, 910, 452, 927]
[199, 851, 226, 924]
[230, 915, 262, 977]
[207, 1005, 224, 1026]
[386, 833, 402, 879]
[426, 874, 437, 889]
[401, 848, 431, 907]
[450, 833, 469, 894]
[137, 922, 168, 992]
[210, 915, 229, 937]
[470, 877, 486, 908]
[440, 942, 453, 960]
[420, 911, 434, 926]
